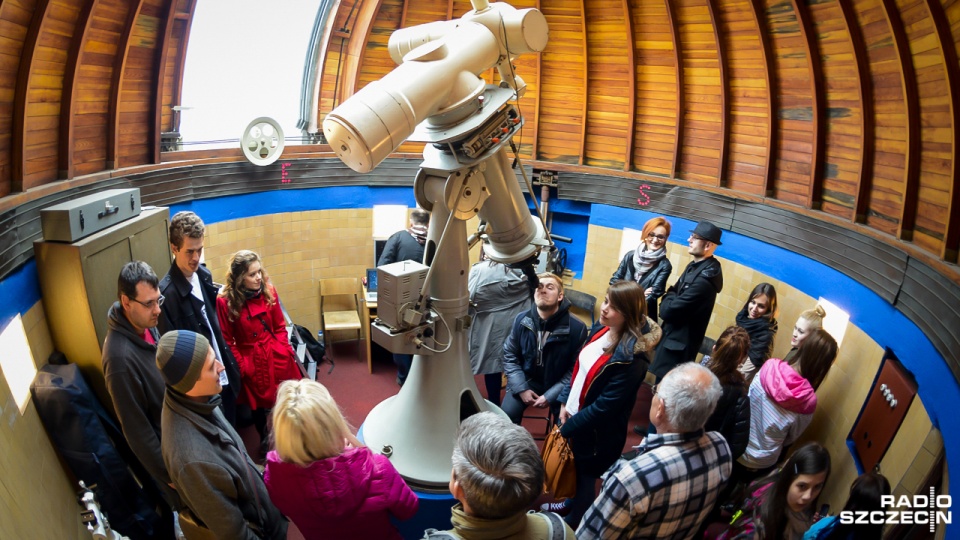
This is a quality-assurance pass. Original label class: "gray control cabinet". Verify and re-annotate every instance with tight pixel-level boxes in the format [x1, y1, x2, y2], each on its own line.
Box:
[40, 188, 142, 243]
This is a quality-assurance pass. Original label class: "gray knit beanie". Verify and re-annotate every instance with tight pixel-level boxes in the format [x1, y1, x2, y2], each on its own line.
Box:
[156, 330, 210, 394]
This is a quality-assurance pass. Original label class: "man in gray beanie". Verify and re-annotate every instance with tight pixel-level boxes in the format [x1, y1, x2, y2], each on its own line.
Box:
[157, 330, 287, 540]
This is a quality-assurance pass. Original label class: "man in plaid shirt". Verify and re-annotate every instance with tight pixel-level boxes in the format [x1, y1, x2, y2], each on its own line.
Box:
[577, 363, 732, 539]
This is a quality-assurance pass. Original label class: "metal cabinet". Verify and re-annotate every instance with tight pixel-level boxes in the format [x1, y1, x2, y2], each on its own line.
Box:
[34, 207, 170, 408]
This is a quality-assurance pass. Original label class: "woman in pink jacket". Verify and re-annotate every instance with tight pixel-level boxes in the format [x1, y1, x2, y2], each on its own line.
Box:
[264, 379, 418, 540]
[734, 329, 838, 487]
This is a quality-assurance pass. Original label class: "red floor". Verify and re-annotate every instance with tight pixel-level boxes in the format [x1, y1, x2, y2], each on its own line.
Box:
[238, 339, 655, 539]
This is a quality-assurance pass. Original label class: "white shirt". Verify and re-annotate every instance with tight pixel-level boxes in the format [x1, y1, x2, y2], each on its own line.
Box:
[188, 272, 229, 387]
[566, 332, 612, 415]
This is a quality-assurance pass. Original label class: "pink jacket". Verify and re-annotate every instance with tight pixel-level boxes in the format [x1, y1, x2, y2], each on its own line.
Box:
[739, 359, 818, 470]
[264, 446, 418, 540]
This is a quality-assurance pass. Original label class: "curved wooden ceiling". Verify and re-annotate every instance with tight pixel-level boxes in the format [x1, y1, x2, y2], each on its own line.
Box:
[0, 0, 194, 196]
[317, 0, 960, 267]
[1, 0, 960, 272]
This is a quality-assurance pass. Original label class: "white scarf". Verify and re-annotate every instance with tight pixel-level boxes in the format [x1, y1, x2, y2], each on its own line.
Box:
[633, 243, 665, 281]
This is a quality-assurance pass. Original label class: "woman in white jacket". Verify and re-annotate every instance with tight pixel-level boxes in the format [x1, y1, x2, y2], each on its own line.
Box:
[735, 328, 838, 485]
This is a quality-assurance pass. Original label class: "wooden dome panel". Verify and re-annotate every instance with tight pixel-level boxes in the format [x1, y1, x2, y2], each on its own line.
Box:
[536, 0, 586, 164]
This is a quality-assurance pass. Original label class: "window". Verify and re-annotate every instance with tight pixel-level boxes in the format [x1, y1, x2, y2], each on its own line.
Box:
[0, 315, 38, 414]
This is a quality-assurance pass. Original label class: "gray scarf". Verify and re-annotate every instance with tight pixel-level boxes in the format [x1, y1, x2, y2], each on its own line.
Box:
[633, 244, 665, 281]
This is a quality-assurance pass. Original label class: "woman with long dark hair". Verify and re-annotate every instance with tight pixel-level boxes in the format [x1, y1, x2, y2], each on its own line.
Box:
[702, 326, 752, 460]
[736, 282, 779, 382]
[715, 442, 832, 540]
[216, 250, 302, 456]
[546, 280, 662, 527]
[610, 216, 673, 320]
[803, 472, 890, 540]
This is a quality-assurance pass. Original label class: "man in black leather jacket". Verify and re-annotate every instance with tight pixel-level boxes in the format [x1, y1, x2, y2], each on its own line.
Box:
[158, 211, 241, 425]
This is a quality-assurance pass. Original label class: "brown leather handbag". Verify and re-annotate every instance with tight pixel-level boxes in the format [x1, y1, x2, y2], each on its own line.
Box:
[540, 424, 576, 500]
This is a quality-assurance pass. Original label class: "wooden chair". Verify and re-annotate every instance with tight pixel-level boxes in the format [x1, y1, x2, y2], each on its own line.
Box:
[319, 277, 362, 361]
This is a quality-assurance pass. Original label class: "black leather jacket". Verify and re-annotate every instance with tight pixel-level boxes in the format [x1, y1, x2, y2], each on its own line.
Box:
[705, 382, 751, 461]
[610, 251, 672, 320]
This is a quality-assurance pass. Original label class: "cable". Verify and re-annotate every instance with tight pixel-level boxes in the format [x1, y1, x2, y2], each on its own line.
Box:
[416, 309, 452, 353]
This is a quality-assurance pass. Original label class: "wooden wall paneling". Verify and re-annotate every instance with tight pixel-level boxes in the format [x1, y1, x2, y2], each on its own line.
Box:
[904, 0, 958, 260]
[934, 0, 960, 262]
[879, 0, 920, 242]
[497, 0, 539, 159]
[762, 0, 815, 207]
[117, 0, 164, 168]
[713, 0, 769, 195]
[675, 0, 723, 186]
[534, 0, 586, 164]
[579, 0, 588, 165]
[108, 0, 144, 168]
[748, 0, 776, 196]
[74, 0, 130, 176]
[788, 0, 824, 210]
[622, 0, 635, 171]
[706, 0, 727, 188]
[356, 0, 402, 93]
[12, 0, 51, 192]
[666, 0, 683, 178]
[532, 0, 541, 159]
[151, 0, 176, 164]
[838, 0, 876, 225]
[627, 0, 676, 177]
[23, 0, 84, 188]
[0, 1, 42, 198]
[809, 0, 864, 220]
[447, 0, 453, 20]
[851, 0, 906, 236]
[166, 0, 196, 134]
[399, 0, 409, 27]
[59, 0, 97, 180]
[341, 0, 383, 100]
[582, 0, 630, 170]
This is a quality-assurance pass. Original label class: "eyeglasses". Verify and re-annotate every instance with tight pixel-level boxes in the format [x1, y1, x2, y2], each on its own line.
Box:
[131, 295, 165, 309]
[690, 234, 706, 242]
[647, 233, 667, 241]
[651, 383, 659, 395]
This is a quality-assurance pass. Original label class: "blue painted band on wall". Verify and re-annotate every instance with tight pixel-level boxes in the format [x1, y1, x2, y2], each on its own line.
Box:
[0, 260, 40, 335]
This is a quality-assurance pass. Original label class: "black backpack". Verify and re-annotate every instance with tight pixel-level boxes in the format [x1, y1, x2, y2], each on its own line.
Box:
[30, 363, 165, 540]
[294, 324, 331, 374]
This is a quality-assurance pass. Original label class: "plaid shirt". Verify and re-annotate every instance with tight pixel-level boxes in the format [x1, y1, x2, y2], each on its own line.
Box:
[577, 430, 732, 540]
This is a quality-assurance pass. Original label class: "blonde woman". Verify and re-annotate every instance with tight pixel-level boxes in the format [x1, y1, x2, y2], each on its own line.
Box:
[264, 380, 418, 540]
[784, 305, 827, 366]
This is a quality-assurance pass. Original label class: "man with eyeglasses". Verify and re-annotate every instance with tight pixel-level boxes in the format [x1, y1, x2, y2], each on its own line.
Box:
[102, 260, 181, 519]
[649, 221, 724, 381]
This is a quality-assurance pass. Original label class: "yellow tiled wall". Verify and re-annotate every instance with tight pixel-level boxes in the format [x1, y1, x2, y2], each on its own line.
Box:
[0, 302, 87, 539]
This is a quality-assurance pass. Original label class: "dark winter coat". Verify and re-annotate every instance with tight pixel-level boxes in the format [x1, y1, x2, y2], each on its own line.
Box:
[610, 251, 673, 321]
[216, 285, 302, 410]
[264, 446, 418, 540]
[736, 306, 779, 367]
[559, 321, 660, 477]
[652, 256, 723, 378]
[101, 302, 179, 508]
[158, 262, 240, 398]
[378, 230, 425, 266]
[704, 382, 751, 461]
[161, 391, 287, 540]
[502, 299, 588, 404]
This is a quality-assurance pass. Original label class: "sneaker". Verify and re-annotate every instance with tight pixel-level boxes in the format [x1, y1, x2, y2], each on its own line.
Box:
[540, 500, 571, 516]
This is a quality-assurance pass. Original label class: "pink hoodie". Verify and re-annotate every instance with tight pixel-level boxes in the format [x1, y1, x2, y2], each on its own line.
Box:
[759, 358, 817, 415]
[264, 446, 418, 540]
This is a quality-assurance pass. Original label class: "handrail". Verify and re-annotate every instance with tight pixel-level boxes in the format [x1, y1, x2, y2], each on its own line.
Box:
[298, 0, 337, 138]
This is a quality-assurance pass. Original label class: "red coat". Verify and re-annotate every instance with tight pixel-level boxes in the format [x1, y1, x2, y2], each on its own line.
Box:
[216, 285, 301, 409]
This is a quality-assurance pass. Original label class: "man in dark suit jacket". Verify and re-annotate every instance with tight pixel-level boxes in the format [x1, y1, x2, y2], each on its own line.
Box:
[158, 211, 241, 425]
[650, 221, 724, 380]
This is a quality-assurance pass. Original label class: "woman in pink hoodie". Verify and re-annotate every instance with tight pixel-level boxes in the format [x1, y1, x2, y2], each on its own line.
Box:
[734, 328, 838, 486]
[264, 379, 418, 539]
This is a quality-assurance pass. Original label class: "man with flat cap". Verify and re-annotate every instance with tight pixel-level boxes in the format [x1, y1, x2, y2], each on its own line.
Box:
[157, 330, 287, 540]
[649, 221, 724, 381]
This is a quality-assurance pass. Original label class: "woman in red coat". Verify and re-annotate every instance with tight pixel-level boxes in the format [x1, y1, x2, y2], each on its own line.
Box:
[216, 250, 301, 455]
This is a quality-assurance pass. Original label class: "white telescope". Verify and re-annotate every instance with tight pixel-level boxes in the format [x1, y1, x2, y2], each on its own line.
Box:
[323, 0, 549, 489]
